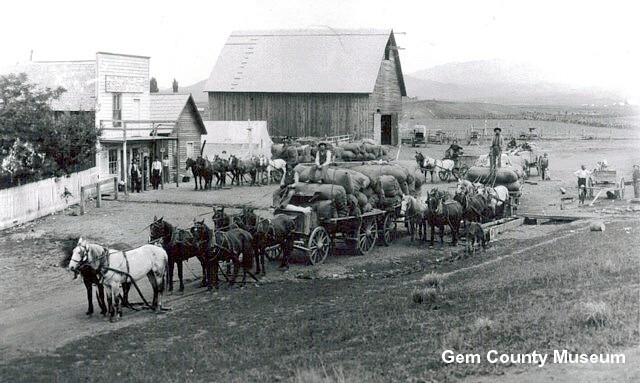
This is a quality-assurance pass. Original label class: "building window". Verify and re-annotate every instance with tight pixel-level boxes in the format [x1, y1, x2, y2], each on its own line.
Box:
[108, 149, 118, 175]
[186, 142, 194, 159]
[113, 93, 122, 127]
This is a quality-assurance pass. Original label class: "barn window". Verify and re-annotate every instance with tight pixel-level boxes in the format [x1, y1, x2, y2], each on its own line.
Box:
[186, 141, 194, 159]
[112, 93, 122, 127]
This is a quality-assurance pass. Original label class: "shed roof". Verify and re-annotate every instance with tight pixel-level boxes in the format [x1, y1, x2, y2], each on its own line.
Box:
[6, 61, 96, 111]
[150, 93, 207, 134]
[204, 28, 403, 94]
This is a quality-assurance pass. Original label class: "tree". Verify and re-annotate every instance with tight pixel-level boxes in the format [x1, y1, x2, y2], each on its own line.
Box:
[150, 77, 159, 93]
[172, 78, 178, 93]
[0, 73, 99, 186]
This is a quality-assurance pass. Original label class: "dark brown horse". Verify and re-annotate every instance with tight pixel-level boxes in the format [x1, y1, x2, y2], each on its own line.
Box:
[60, 237, 107, 316]
[149, 216, 206, 293]
[254, 214, 296, 270]
[229, 154, 247, 186]
[212, 155, 230, 188]
[426, 189, 463, 247]
[191, 221, 255, 289]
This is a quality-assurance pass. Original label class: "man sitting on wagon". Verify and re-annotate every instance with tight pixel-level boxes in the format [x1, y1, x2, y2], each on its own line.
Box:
[445, 139, 463, 161]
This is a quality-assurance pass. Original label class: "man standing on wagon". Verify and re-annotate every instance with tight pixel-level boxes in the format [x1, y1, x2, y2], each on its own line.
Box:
[489, 127, 504, 172]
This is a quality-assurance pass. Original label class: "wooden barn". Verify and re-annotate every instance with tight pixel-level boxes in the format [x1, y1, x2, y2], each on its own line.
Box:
[204, 29, 407, 145]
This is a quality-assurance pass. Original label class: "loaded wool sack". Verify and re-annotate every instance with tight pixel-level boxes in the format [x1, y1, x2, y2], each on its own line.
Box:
[293, 182, 348, 217]
[373, 175, 401, 198]
[313, 200, 337, 220]
[466, 166, 519, 185]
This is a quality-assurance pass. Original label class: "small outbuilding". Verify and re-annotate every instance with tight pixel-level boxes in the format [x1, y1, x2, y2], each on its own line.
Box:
[201, 121, 272, 159]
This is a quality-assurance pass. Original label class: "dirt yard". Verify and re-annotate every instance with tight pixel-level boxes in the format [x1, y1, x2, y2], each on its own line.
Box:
[0, 136, 638, 382]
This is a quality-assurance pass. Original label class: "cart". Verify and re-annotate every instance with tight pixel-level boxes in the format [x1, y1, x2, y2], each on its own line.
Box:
[274, 193, 397, 264]
[467, 131, 480, 146]
[586, 168, 625, 205]
[435, 154, 479, 182]
[427, 129, 448, 144]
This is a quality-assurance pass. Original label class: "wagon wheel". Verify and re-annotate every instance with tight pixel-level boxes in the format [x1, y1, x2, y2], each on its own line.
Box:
[265, 245, 282, 261]
[587, 177, 594, 198]
[381, 212, 397, 246]
[618, 177, 626, 199]
[307, 226, 330, 265]
[356, 216, 378, 255]
[438, 170, 450, 182]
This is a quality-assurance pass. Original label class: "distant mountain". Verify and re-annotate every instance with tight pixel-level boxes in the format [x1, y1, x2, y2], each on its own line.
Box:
[406, 59, 625, 105]
[162, 59, 625, 107]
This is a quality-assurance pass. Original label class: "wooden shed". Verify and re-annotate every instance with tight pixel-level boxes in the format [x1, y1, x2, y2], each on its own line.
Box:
[204, 29, 407, 145]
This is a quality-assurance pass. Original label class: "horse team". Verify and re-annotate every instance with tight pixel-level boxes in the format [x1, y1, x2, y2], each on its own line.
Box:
[401, 179, 510, 254]
[66, 207, 296, 322]
[186, 155, 285, 191]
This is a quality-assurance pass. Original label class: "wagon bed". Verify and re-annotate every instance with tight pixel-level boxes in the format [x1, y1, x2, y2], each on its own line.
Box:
[275, 194, 399, 264]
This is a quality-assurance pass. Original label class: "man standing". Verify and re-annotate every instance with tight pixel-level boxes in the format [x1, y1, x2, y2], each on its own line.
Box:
[309, 142, 332, 183]
[539, 153, 549, 181]
[151, 157, 162, 189]
[131, 159, 142, 193]
[162, 155, 170, 184]
[489, 127, 504, 172]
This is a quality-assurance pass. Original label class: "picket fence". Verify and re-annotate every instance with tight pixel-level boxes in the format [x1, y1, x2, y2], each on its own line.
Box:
[0, 167, 105, 230]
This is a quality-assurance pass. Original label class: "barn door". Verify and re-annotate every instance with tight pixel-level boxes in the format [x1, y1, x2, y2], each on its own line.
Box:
[381, 114, 392, 145]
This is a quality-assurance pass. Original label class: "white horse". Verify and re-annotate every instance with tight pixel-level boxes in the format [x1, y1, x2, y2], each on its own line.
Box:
[266, 158, 287, 184]
[477, 185, 510, 218]
[422, 156, 455, 182]
[68, 238, 168, 322]
[400, 195, 429, 242]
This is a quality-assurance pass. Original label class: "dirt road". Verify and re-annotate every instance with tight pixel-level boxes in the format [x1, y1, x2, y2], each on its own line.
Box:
[1, 139, 638, 381]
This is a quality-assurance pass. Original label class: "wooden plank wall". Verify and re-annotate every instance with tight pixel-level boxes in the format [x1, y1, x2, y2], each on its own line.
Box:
[208, 92, 372, 139]
[171, 103, 202, 180]
[368, 46, 403, 145]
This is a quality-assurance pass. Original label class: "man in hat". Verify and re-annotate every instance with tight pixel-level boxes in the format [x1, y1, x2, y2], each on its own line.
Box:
[489, 127, 504, 171]
[151, 156, 162, 189]
[309, 142, 332, 183]
[131, 158, 142, 193]
[540, 153, 549, 181]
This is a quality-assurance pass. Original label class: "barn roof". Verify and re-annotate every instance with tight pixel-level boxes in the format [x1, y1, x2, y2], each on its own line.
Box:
[150, 93, 207, 134]
[6, 61, 97, 111]
[204, 28, 406, 94]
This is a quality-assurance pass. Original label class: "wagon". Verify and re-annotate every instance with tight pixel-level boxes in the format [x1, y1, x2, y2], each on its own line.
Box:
[273, 194, 398, 265]
[400, 126, 426, 147]
[435, 154, 479, 182]
[586, 168, 626, 204]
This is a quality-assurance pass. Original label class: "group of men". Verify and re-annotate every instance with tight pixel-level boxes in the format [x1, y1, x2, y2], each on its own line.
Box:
[130, 155, 169, 192]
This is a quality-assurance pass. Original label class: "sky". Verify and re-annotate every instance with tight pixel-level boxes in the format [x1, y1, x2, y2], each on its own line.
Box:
[3, 0, 639, 99]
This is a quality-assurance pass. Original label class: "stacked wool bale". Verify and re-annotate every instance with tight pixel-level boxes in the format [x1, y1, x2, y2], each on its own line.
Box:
[292, 162, 423, 218]
[272, 139, 392, 164]
[467, 155, 523, 194]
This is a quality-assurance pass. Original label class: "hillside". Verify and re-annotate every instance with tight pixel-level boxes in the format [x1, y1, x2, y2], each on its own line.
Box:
[405, 59, 626, 105]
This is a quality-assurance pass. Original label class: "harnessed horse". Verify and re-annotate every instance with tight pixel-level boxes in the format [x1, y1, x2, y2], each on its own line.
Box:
[414, 152, 455, 182]
[149, 216, 206, 293]
[254, 214, 296, 270]
[425, 189, 463, 247]
[400, 195, 428, 242]
[191, 221, 256, 289]
[68, 238, 167, 322]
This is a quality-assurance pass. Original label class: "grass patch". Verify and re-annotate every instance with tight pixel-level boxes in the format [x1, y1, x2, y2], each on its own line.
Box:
[1, 220, 638, 382]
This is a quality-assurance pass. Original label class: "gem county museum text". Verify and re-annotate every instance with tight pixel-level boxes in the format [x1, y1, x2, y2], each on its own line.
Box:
[442, 350, 625, 367]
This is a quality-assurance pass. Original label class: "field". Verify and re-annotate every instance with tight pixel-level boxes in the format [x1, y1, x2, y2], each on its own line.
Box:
[0, 120, 639, 382]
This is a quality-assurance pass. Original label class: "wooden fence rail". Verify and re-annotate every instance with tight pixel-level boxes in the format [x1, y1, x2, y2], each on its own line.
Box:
[80, 177, 119, 215]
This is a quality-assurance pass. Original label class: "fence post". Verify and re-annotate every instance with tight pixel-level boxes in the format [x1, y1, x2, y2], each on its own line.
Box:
[114, 177, 119, 201]
[80, 186, 86, 215]
[96, 182, 101, 208]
